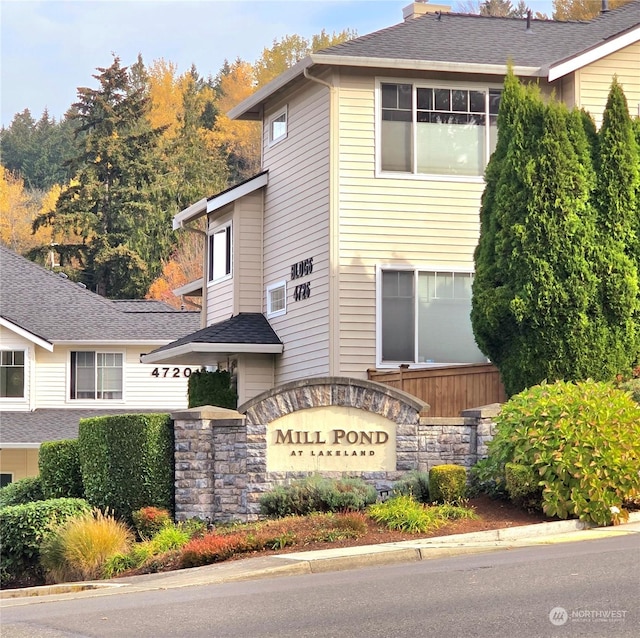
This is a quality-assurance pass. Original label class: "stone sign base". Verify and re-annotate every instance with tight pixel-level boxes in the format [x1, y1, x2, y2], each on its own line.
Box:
[172, 377, 498, 523]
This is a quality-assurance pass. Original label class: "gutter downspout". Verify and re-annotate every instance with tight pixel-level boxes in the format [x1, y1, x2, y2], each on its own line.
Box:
[303, 68, 340, 377]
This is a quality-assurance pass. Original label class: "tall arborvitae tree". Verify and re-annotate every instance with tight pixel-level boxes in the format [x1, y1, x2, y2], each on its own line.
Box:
[471, 73, 628, 395]
[593, 79, 640, 369]
[33, 57, 173, 298]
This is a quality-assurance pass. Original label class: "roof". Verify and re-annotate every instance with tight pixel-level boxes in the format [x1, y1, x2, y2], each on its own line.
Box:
[0, 409, 168, 446]
[173, 171, 269, 229]
[0, 246, 200, 343]
[230, 2, 640, 120]
[141, 312, 283, 366]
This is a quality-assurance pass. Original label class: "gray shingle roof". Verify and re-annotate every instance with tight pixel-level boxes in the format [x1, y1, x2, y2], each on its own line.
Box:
[149, 312, 283, 356]
[0, 246, 200, 342]
[316, 2, 639, 71]
[0, 409, 169, 445]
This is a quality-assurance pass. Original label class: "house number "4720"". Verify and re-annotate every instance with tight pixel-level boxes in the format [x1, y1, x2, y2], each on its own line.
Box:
[151, 367, 192, 378]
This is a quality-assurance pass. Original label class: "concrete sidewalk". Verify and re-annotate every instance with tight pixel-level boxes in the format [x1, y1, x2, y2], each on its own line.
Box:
[2, 513, 639, 606]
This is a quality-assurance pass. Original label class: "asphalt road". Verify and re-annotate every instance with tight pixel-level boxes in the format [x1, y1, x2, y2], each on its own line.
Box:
[1, 533, 638, 638]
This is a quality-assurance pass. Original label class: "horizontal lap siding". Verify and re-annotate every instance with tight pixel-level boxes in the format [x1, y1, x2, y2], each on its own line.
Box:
[336, 72, 485, 378]
[236, 191, 264, 313]
[207, 210, 234, 324]
[262, 81, 331, 384]
[577, 43, 640, 128]
[238, 354, 274, 406]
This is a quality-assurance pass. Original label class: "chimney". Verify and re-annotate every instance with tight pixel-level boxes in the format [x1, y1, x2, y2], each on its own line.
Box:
[403, 1, 452, 21]
[601, 0, 609, 12]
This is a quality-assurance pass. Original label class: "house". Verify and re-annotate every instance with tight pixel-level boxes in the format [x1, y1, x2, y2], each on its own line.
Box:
[142, 1, 640, 408]
[0, 246, 201, 484]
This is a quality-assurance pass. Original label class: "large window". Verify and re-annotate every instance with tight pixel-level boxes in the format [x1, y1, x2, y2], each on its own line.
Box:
[0, 350, 25, 398]
[208, 223, 232, 283]
[70, 351, 123, 400]
[380, 82, 501, 177]
[380, 269, 486, 365]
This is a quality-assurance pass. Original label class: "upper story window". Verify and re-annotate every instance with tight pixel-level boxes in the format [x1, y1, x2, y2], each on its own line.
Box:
[379, 268, 487, 366]
[0, 350, 25, 398]
[208, 223, 232, 283]
[266, 280, 287, 317]
[268, 107, 287, 145]
[70, 351, 123, 400]
[380, 82, 501, 178]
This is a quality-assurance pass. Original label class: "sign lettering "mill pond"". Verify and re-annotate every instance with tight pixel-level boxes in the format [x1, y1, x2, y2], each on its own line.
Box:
[266, 406, 396, 472]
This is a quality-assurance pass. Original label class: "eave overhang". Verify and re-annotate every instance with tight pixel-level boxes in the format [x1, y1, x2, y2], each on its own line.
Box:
[141, 341, 283, 366]
[0, 317, 54, 351]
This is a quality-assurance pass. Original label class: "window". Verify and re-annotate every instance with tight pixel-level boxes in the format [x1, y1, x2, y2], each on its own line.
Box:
[208, 224, 232, 283]
[1, 350, 25, 398]
[70, 351, 123, 400]
[267, 280, 287, 317]
[269, 108, 287, 144]
[0, 473, 12, 488]
[380, 269, 487, 365]
[380, 82, 501, 177]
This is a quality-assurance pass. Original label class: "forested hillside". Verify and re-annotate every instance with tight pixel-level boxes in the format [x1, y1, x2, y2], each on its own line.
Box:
[0, 30, 353, 302]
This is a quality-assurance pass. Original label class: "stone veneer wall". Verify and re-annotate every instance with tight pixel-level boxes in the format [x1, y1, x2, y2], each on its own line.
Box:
[172, 378, 501, 523]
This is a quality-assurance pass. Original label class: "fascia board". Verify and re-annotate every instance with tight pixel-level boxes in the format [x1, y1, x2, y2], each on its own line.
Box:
[141, 341, 283, 365]
[0, 317, 53, 351]
[548, 26, 640, 81]
[173, 198, 208, 230]
[206, 172, 269, 215]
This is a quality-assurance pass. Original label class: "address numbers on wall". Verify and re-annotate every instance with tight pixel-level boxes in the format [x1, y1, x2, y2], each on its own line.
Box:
[151, 367, 192, 378]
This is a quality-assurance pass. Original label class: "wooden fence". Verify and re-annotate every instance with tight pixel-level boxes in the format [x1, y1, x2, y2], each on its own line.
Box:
[367, 363, 507, 417]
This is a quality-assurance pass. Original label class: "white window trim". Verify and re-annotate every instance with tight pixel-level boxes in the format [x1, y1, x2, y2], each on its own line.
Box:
[67, 350, 126, 403]
[0, 348, 27, 402]
[375, 77, 502, 183]
[266, 280, 287, 318]
[207, 221, 233, 285]
[268, 106, 288, 146]
[375, 264, 486, 369]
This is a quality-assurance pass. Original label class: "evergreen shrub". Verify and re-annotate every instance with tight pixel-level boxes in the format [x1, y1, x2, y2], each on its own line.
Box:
[39, 439, 83, 499]
[188, 369, 237, 409]
[392, 470, 430, 503]
[429, 465, 467, 504]
[504, 463, 542, 511]
[0, 476, 44, 509]
[78, 413, 174, 522]
[259, 475, 377, 517]
[481, 380, 640, 525]
[0, 498, 90, 586]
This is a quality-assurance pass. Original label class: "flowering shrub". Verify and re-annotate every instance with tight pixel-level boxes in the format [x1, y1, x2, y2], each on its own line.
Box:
[180, 532, 249, 568]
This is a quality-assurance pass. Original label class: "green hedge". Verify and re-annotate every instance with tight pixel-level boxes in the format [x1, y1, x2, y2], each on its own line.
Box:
[188, 369, 237, 409]
[0, 476, 44, 509]
[78, 413, 174, 522]
[39, 439, 84, 499]
[0, 498, 90, 587]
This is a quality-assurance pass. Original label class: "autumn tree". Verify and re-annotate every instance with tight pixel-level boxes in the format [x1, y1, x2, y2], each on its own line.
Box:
[33, 56, 174, 298]
[552, 0, 632, 20]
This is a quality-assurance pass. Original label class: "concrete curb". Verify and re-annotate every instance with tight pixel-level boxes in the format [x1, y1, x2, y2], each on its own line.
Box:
[2, 512, 639, 604]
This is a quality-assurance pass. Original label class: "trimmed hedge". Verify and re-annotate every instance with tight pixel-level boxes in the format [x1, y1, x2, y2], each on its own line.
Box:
[429, 465, 467, 504]
[39, 439, 84, 499]
[78, 414, 174, 522]
[0, 498, 90, 587]
[0, 476, 44, 509]
[188, 369, 237, 409]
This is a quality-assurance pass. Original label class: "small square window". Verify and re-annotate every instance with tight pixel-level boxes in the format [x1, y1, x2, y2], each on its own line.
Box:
[269, 108, 287, 144]
[267, 281, 287, 317]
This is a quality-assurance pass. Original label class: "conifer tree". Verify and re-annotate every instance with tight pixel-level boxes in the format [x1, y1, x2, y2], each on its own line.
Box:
[33, 57, 173, 298]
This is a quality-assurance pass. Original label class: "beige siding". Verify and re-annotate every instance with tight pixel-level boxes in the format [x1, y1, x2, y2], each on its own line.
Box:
[237, 354, 274, 406]
[0, 328, 34, 410]
[206, 210, 234, 324]
[336, 71, 487, 378]
[235, 191, 264, 313]
[34, 345, 191, 410]
[576, 42, 640, 128]
[261, 79, 332, 384]
[0, 448, 39, 481]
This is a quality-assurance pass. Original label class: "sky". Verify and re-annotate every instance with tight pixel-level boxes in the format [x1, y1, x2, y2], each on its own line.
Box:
[1, 0, 555, 128]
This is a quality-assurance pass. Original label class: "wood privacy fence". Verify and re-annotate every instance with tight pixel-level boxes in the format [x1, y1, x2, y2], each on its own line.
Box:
[367, 364, 507, 417]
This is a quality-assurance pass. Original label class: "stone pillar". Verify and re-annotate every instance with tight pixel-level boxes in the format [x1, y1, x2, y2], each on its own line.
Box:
[460, 403, 501, 461]
[171, 406, 245, 522]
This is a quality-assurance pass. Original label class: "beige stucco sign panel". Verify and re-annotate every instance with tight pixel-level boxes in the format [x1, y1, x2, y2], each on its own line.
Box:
[266, 405, 397, 472]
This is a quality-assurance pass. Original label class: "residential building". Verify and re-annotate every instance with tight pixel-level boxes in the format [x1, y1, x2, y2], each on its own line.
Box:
[143, 1, 640, 407]
[0, 246, 200, 484]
